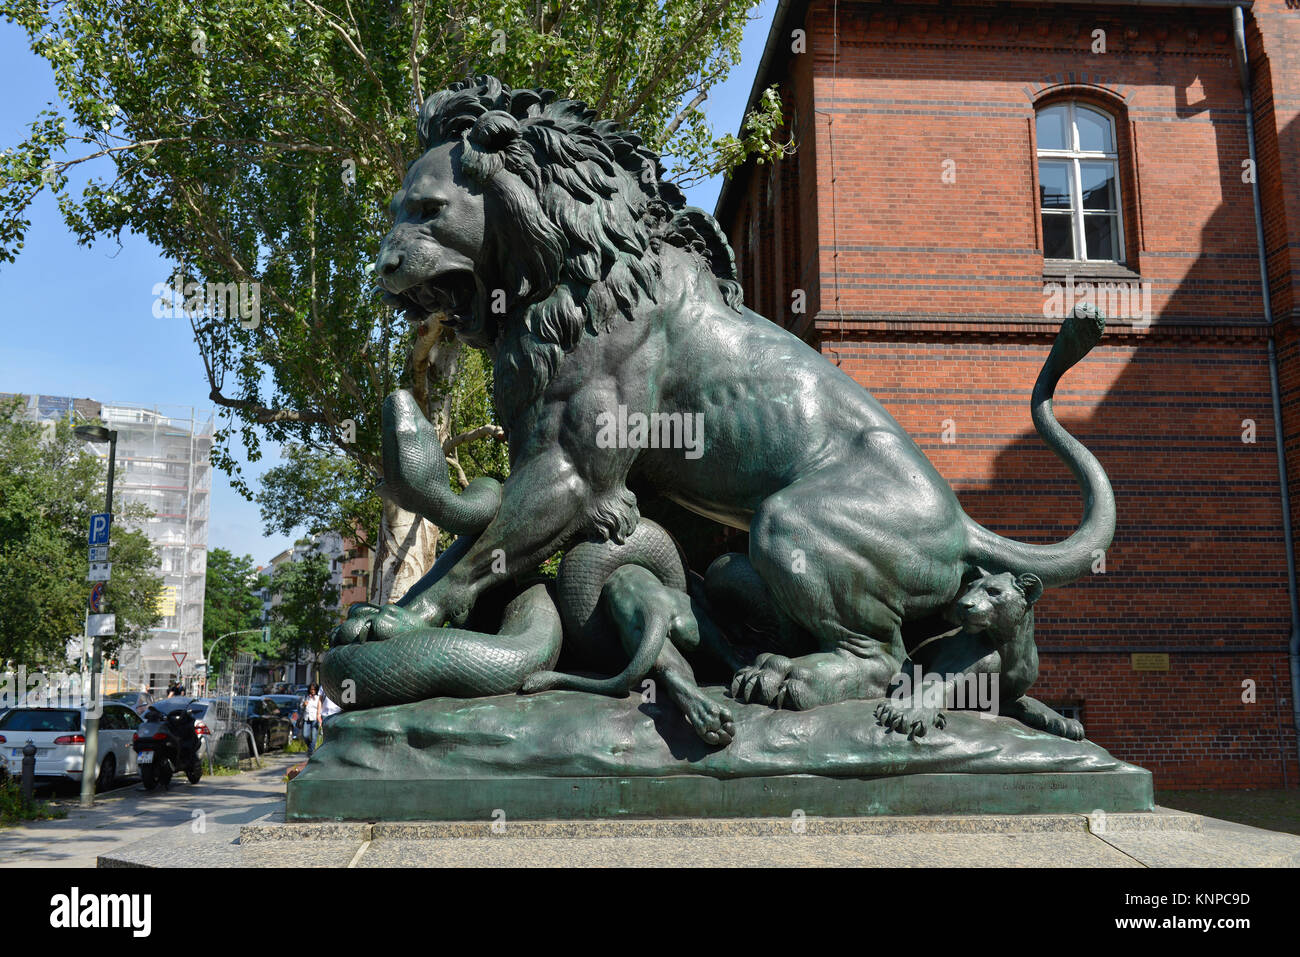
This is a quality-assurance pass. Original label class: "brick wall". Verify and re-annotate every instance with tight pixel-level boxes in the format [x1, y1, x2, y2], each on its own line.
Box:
[720, 0, 1300, 788]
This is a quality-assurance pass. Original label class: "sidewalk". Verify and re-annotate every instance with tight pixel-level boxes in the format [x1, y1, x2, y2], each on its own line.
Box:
[0, 754, 297, 868]
[101, 805, 1300, 868]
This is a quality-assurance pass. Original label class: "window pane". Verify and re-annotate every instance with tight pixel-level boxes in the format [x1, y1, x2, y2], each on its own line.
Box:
[1079, 161, 1119, 210]
[1043, 213, 1075, 258]
[1039, 161, 1073, 210]
[1036, 105, 1069, 150]
[1084, 213, 1119, 260]
[1075, 107, 1114, 153]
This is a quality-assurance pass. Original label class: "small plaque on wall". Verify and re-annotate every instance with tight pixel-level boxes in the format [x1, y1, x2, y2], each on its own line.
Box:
[1131, 653, 1170, 672]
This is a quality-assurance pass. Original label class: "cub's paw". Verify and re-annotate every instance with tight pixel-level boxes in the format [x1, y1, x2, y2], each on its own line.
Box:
[680, 694, 736, 747]
[1046, 716, 1085, 741]
[874, 700, 946, 741]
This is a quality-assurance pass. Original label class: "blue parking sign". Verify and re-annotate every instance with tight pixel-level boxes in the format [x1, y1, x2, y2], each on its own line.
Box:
[88, 512, 111, 545]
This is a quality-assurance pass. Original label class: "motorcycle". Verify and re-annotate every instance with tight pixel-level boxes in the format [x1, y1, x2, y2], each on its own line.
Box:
[132, 700, 204, 790]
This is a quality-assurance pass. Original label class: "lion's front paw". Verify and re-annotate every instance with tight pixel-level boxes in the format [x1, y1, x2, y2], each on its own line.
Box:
[874, 700, 946, 741]
[729, 653, 791, 704]
[330, 603, 423, 646]
[771, 672, 832, 711]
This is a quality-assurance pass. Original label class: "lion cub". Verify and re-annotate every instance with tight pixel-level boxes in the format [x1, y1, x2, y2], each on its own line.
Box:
[876, 570, 1085, 741]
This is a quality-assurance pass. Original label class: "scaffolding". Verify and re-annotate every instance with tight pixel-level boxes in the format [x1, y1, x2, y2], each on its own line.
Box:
[4, 393, 213, 692]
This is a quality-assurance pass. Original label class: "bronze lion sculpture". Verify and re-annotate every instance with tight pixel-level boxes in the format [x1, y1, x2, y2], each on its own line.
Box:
[325, 76, 1114, 745]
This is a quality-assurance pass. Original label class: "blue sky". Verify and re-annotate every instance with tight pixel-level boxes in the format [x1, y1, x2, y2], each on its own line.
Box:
[0, 2, 775, 563]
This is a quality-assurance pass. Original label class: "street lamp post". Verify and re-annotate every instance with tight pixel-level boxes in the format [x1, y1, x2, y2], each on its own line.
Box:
[74, 424, 117, 809]
[205, 629, 264, 677]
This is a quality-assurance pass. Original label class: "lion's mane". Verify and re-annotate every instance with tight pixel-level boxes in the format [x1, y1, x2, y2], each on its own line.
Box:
[416, 76, 742, 427]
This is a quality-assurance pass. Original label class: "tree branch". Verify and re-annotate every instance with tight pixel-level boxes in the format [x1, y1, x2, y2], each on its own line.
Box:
[619, 0, 735, 121]
[207, 389, 330, 425]
[410, 0, 428, 113]
[442, 424, 506, 453]
[664, 89, 708, 136]
[447, 454, 470, 490]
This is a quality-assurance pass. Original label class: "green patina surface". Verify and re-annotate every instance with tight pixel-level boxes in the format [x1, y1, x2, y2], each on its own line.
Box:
[288, 771, 1153, 822]
[288, 689, 1152, 820]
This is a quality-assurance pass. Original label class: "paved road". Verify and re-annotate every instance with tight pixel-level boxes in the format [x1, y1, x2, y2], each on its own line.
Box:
[0, 754, 297, 867]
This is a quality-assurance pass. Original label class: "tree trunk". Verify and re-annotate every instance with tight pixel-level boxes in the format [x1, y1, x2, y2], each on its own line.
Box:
[369, 320, 462, 605]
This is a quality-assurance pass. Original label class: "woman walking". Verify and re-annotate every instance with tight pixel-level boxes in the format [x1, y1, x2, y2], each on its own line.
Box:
[302, 683, 323, 756]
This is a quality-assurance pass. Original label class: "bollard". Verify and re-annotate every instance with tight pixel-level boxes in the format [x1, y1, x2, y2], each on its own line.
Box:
[20, 740, 36, 804]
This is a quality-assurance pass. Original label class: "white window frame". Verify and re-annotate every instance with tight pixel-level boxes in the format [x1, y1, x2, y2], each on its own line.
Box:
[1037, 101, 1125, 264]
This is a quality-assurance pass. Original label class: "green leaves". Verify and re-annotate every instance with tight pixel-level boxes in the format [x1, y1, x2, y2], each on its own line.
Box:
[268, 549, 336, 660]
[255, 442, 381, 550]
[202, 548, 265, 669]
[0, 0, 781, 535]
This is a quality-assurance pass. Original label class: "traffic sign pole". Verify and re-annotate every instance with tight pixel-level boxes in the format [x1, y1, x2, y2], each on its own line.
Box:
[80, 430, 115, 809]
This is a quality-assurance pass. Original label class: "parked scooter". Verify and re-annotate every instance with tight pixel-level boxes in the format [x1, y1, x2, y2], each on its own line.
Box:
[132, 700, 204, 790]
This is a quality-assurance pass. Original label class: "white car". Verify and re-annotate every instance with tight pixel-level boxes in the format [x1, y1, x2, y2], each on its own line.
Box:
[0, 702, 144, 791]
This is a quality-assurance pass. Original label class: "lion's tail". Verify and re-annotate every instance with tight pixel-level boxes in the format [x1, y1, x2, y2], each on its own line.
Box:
[963, 305, 1116, 588]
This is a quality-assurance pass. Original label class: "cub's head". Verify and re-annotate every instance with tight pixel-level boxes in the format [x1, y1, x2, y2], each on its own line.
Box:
[950, 571, 1043, 633]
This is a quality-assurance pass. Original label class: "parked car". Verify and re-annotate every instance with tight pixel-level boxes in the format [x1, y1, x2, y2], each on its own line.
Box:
[248, 684, 266, 697]
[293, 685, 310, 696]
[0, 702, 143, 790]
[236, 696, 293, 754]
[265, 694, 302, 738]
[107, 691, 155, 716]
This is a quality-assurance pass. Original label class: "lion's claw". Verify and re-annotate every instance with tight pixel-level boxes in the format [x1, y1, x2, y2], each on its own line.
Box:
[875, 699, 947, 741]
[729, 654, 793, 705]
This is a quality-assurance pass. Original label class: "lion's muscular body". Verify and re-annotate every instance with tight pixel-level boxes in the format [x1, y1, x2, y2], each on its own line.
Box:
[393, 239, 970, 708]
[344, 77, 1114, 714]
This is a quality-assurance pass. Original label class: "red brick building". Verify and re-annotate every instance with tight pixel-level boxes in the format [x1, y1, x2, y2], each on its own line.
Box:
[338, 537, 373, 612]
[717, 0, 1300, 788]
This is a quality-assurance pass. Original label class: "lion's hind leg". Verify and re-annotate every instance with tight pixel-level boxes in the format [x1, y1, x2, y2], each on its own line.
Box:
[734, 469, 927, 710]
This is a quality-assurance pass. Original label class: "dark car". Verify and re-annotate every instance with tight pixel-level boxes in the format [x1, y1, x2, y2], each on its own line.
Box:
[265, 694, 302, 736]
[236, 696, 293, 754]
[107, 691, 155, 716]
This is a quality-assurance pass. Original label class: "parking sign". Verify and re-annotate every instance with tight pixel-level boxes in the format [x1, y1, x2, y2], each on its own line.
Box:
[88, 512, 111, 546]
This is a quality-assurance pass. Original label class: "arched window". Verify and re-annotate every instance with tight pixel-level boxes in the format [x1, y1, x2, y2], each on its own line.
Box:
[1036, 101, 1124, 263]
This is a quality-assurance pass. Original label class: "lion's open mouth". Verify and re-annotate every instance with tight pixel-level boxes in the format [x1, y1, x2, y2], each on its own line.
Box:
[382, 269, 502, 348]
[385, 270, 479, 327]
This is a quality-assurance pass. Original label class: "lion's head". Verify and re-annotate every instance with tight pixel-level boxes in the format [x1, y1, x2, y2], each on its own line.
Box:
[376, 75, 741, 418]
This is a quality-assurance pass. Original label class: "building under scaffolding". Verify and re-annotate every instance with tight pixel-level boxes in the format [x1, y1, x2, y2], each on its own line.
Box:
[4, 393, 213, 693]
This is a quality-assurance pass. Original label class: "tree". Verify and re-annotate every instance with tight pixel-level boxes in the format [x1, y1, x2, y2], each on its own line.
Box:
[0, 398, 164, 668]
[268, 550, 337, 669]
[255, 442, 380, 554]
[201, 547, 264, 671]
[0, 0, 786, 600]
